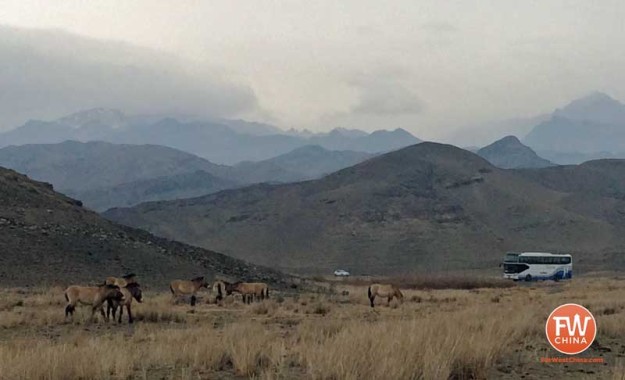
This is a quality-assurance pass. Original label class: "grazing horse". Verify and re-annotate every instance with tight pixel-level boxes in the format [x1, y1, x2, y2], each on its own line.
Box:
[105, 273, 136, 287]
[367, 284, 403, 308]
[64, 284, 123, 321]
[107, 283, 143, 324]
[212, 280, 226, 301]
[226, 282, 269, 304]
[170, 276, 208, 306]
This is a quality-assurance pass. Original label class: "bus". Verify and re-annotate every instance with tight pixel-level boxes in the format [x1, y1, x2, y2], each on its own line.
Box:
[502, 252, 572, 281]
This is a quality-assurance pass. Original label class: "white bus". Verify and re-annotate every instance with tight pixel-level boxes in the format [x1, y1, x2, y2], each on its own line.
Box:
[502, 252, 572, 281]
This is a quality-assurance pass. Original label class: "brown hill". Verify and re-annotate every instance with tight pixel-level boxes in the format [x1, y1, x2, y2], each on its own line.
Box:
[104, 142, 625, 274]
[0, 167, 285, 286]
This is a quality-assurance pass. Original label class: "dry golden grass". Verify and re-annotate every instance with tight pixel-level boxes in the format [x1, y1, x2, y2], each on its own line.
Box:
[0, 276, 624, 379]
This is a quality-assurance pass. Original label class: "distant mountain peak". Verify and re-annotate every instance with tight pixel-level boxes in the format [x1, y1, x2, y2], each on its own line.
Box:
[494, 135, 522, 145]
[478, 135, 553, 169]
[554, 92, 625, 124]
[329, 128, 369, 138]
[57, 108, 127, 129]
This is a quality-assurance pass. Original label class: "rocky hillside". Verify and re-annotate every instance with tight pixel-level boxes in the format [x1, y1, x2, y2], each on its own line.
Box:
[76, 170, 239, 212]
[0, 167, 285, 286]
[105, 142, 625, 274]
[477, 136, 554, 169]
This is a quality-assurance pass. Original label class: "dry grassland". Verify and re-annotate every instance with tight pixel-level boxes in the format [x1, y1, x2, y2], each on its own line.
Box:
[0, 276, 624, 379]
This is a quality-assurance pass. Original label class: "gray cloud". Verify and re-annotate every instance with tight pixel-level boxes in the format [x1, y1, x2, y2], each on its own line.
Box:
[351, 81, 423, 115]
[0, 26, 259, 130]
[348, 68, 423, 116]
[421, 22, 458, 33]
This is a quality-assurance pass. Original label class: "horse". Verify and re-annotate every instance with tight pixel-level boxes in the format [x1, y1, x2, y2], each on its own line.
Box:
[212, 280, 226, 302]
[367, 284, 403, 308]
[226, 282, 269, 304]
[105, 273, 136, 287]
[170, 276, 208, 306]
[64, 284, 123, 322]
[107, 283, 143, 324]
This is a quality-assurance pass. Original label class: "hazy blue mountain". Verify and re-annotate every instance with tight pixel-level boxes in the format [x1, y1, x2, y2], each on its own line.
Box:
[213, 118, 283, 136]
[448, 114, 550, 147]
[232, 145, 375, 183]
[524, 93, 625, 157]
[307, 128, 419, 152]
[477, 136, 554, 169]
[0, 140, 232, 192]
[0, 141, 378, 211]
[0, 110, 420, 164]
[535, 150, 625, 165]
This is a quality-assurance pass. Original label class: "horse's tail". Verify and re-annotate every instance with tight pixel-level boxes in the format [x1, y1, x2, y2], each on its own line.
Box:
[64, 292, 69, 302]
[265, 286, 269, 299]
[169, 284, 175, 295]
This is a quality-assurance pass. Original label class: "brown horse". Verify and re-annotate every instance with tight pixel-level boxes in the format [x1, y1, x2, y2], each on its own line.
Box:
[105, 273, 136, 287]
[367, 284, 403, 308]
[64, 284, 123, 321]
[226, 282, 269, 304]
[170, 276, 208, 306]
[107, 283, 143, 324]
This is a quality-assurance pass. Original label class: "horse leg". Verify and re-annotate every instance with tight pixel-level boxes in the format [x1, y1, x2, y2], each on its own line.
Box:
[118, 304, 123, 323]
[99, 304, 108, 322]
[369, 294, 375, 308]
[387, 296, 392, 306]
[190, 294, 197, 306]
[90, 305, 101, 323]
[65, 303, 75, 318]
[127, 304, 133, 324]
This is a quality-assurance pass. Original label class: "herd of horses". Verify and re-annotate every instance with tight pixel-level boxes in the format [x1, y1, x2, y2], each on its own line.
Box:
[63, 274, 403, 324]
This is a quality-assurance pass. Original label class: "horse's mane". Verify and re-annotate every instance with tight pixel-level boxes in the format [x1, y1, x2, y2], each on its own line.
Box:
[122, 273, 136, 279]
[191, 276, 205, 282]
[126, 282, 140, 288]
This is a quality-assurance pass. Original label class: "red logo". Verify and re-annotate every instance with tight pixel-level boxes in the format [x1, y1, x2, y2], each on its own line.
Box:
[545, 303, 596, 355]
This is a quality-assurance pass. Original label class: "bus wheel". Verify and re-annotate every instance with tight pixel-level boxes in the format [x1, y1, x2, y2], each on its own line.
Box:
[525, 274, 532, 282]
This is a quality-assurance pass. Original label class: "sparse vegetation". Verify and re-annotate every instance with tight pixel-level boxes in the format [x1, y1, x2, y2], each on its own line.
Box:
[0, 277, 623, 379]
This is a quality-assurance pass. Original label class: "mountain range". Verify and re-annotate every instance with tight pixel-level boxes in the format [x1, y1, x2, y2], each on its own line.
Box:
[0, 166, 285, 286]
[104, 142, 625, 274]
[0, 141, 374, 211]
[0, 108, 420, 164]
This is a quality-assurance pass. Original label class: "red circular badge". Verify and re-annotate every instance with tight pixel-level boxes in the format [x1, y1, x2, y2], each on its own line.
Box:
[545, 303, 596, 355]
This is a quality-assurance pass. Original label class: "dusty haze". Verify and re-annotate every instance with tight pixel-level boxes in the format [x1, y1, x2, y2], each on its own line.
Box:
[2, 1, 625, 144]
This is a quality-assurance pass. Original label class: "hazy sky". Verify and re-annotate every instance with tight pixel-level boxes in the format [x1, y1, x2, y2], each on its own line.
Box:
[2, 1, 625, 143]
